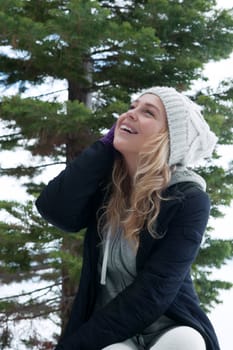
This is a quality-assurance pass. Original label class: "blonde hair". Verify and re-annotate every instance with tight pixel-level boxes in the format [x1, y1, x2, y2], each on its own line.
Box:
[99, 131, 171, 248]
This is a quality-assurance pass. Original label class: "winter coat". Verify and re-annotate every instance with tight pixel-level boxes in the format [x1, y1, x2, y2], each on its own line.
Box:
[36, 141, 220, 350]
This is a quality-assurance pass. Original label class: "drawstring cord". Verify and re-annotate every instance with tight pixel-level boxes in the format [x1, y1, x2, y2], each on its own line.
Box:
[100, 229, 111, 285]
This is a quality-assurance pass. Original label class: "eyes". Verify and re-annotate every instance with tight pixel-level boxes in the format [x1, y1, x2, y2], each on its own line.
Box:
[129, 104, 156, 118]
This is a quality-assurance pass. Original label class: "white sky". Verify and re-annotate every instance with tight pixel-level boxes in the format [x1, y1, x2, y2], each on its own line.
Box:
[0, 0, 233, 348]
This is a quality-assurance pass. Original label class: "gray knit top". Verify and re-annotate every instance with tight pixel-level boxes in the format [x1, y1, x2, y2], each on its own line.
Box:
[95, 228, 177, 347]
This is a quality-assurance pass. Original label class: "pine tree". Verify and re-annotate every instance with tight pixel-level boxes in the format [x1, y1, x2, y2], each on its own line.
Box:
[0, 0, 233, 348]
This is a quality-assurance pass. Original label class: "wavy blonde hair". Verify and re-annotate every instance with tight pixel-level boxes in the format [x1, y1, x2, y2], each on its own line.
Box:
[99, 131, 171, 248]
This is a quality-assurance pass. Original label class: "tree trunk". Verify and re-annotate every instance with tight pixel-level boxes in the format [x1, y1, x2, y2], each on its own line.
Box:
[60, 236, 83, 335]
[61, 58, 93, 333]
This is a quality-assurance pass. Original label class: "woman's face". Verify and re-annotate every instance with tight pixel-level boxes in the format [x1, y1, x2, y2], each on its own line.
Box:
[113, 93, 167, 158]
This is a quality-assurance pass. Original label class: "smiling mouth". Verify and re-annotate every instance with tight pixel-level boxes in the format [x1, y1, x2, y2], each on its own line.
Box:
[120, 125, 138, 134]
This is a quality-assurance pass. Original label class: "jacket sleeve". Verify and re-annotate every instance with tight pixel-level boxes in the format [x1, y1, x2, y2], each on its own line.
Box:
[35, 141, 115, 232]
[56, 188, 210, 350]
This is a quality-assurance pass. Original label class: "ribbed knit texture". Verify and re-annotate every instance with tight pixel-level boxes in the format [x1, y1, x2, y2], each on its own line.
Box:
[139, 87, 217, 167]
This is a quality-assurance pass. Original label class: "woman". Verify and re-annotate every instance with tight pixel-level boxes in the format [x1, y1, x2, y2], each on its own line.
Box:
[36, 87, 220, 350]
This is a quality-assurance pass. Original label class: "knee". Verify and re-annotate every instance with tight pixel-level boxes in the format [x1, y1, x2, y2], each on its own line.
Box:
[149, 326, 206, 350]
[102, 338, 138, 350]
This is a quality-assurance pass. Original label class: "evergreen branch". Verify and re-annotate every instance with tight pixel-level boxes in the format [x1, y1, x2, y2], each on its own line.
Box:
[0, 282, 62, 301]
[100, 3, 131, 10]
[32, 88, 68, 99]
[0, 161, 66, 173]
[0, 132, 22, 139]
[1, 306, 61, 323]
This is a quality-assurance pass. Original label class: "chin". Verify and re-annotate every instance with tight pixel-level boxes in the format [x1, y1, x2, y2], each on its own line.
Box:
[114, 140, 137, 157]
[114, 138, 127, 152]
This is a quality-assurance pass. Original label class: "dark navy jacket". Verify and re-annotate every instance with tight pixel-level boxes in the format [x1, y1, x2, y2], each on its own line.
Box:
[36, 141, 220, 350]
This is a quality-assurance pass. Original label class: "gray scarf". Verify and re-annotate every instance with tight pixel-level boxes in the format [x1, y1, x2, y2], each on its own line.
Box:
[169, 165, 206, 191]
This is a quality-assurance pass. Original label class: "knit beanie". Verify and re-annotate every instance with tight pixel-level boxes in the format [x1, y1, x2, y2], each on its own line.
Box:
[139, 87, 218, 167]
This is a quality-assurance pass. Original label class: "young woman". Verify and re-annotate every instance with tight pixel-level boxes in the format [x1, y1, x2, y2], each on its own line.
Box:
[36, 87, 220, 350]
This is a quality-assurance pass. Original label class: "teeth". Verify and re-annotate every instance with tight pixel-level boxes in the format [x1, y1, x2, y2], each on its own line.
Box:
[120, 125, 136, 134]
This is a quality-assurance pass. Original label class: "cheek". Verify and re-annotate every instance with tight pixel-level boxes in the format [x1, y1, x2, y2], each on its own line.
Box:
[142, 120, 159, 137]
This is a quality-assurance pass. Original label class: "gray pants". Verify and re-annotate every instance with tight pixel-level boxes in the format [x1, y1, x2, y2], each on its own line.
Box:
[102, 326, 206, 350]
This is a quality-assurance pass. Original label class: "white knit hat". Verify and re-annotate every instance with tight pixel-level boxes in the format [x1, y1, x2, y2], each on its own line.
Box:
[139, 87, 218, 167]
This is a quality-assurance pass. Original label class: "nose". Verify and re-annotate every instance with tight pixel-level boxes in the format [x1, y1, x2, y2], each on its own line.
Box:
[126, 108, 138, 120]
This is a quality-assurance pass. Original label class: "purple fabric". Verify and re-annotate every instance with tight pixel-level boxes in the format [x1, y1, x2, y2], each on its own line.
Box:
[100, 123, 116, 145]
